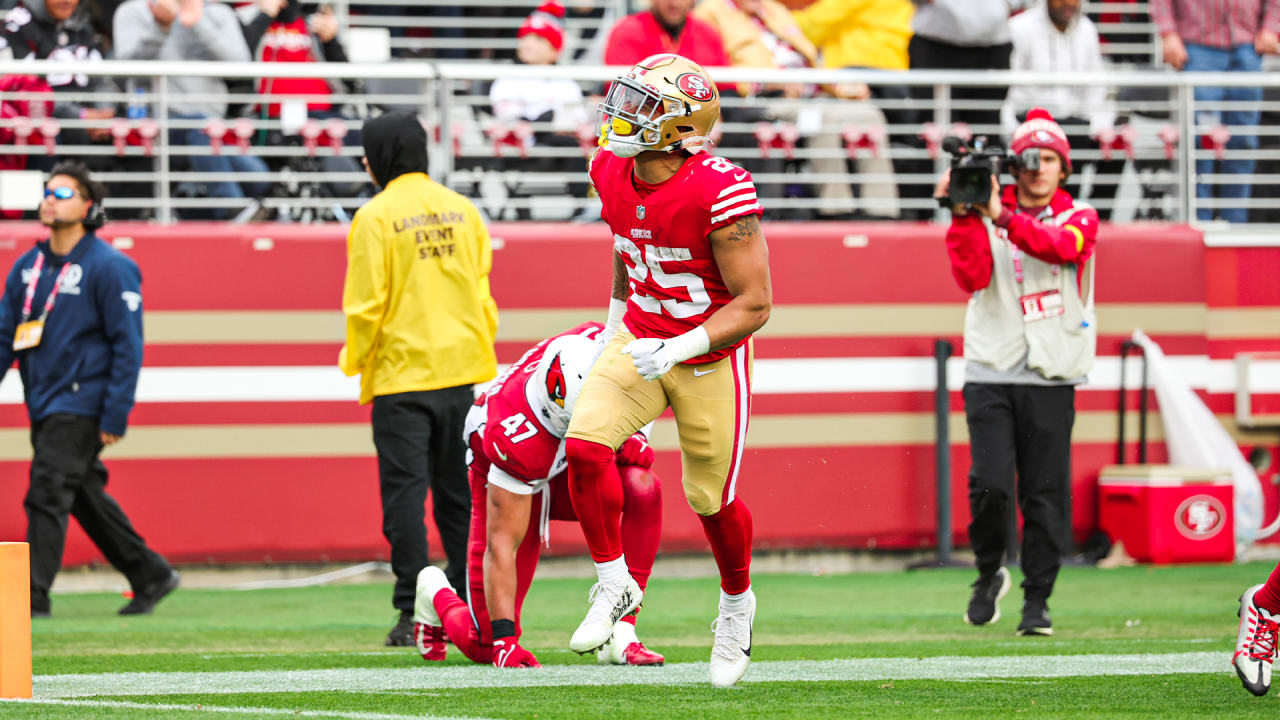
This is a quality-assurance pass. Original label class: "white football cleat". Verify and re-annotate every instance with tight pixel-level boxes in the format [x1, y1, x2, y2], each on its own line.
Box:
[413, 566, 449, 662]
[1235, 583, 1279, 696]
[597, 619, 665, 666]
[709, 589, 755, 688]
[569, 576, 642, 654]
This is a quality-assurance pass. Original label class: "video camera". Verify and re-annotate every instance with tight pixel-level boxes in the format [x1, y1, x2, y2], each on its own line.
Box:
[937, 136, 1042, 207]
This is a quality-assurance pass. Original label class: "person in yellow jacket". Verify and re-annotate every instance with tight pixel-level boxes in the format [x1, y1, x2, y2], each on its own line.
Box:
[792, 0, 913, 71]
[340, 111, 499, 647]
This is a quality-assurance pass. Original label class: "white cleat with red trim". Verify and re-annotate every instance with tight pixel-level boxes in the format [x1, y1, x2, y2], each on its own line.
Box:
[597, 619, 665, 666]
[1234, 583, 1278, 696]
[412, 566, 449, 662]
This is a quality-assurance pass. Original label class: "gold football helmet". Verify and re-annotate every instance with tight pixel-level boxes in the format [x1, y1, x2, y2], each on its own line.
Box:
[598, 53, 721, 157]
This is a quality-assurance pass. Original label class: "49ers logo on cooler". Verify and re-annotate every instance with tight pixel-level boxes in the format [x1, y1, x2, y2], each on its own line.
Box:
[677, 73, 715, 102]
[1175, 495, 1227, 540]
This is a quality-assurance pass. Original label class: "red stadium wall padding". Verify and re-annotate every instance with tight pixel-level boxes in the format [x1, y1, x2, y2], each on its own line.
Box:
[0, 220, 1270, 566]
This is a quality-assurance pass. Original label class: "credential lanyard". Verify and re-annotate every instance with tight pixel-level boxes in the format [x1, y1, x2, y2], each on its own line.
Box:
[21, 252, 72, 323]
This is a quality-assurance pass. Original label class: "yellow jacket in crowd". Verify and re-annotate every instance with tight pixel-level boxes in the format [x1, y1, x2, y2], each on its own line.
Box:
[793, 0, 914, 71]
[339, 172, 499, 404]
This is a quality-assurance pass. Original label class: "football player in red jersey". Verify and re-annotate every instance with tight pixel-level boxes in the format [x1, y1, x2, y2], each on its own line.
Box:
[411, 323, 665, 668]
[564, 53, 772, 687]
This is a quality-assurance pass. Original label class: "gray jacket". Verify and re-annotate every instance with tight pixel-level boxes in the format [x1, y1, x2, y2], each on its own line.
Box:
[112, 0, 251, 118]
[912, 0, 1031, 47]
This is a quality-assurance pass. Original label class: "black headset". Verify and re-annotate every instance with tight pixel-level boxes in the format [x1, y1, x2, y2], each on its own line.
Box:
[83, 195, 107, 229]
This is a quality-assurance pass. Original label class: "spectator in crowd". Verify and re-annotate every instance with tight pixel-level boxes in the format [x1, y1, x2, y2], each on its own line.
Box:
[1002, 0, 1122, 220]
[910, 0, 1030, 131]
[1152, 0, 1280, 222]
[113, 0, 271, 219]
[240, 0, 353, 125]
[0, 0, 162, 217]
[937, 108, 1098, 639]
[0, 162, 179, 618]
[1, 0, 118, 169]
[792, 0, 917, 217]
[695, 0, 899, 219]
[341, 112, 498, 647]
[488, 2, 591, 218]
[603, 0, 728, 69]
[793, 0, 913, 73]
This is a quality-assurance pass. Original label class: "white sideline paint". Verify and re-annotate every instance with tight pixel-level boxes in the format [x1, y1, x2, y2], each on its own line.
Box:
[1, 698, 484, 720]
[32, 652, 1224, 698]
[0, 357, 1272, 404]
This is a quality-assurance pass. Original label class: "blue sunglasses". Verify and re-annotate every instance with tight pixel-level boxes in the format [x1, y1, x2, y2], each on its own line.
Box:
[44, 187, 77, 200]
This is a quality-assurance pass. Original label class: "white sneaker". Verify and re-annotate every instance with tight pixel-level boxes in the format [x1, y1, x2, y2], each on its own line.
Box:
[709, 589, 755, 688]
[569, 577, 642, 654]
[597, 619, 665, 666]
[1235, 583, 1279, 696]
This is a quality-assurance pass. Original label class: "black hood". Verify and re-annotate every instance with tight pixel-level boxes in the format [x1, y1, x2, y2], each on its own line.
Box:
[362, 112, 428, 188]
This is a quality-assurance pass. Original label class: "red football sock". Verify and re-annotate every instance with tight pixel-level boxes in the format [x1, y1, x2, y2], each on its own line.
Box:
[699, 498, 753, 595]
[567, 438, 625, 563]
[433, 587, 491, 665]
[1254, 562, 1280, 613]
[620, 465, 662, 593]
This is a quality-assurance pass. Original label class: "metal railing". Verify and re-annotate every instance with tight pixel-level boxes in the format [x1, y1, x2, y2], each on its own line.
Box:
[3, 60, 1280, 225]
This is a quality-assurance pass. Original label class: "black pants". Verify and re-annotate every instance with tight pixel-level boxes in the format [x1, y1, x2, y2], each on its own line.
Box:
[908, 36, 1013, 131]
[372, 386, 473, 611]
[25, 414, 170, 613]
[963, 383, 1075, 601]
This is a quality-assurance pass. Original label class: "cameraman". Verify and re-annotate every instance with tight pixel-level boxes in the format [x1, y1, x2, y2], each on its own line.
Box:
[935, 108, 1097, 638]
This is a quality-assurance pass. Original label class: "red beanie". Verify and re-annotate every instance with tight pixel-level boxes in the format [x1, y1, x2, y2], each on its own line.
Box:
[518, 2, 565, 52]
[1011, 107, 1072, 174]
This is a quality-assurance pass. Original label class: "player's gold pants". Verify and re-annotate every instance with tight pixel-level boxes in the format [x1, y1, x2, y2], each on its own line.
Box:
[566, 328, 752, 516]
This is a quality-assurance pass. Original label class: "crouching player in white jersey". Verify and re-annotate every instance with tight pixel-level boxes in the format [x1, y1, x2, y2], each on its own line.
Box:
[412, 323, 665, 667]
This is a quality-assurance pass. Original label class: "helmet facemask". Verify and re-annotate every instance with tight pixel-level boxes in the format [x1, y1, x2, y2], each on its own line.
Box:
[598, 76, 713, 157]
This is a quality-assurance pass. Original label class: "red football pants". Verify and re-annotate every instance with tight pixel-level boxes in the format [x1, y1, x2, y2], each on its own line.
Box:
[433, 463, 661, 664]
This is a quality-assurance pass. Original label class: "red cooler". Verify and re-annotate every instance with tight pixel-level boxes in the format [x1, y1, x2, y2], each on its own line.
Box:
[1098, 465, 1234, 564]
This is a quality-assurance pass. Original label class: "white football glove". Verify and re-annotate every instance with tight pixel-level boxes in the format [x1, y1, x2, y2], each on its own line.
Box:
[621, 338, 677, 381]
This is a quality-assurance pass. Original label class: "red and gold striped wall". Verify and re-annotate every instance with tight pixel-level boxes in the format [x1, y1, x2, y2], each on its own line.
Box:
[0, 221, 1274, 564]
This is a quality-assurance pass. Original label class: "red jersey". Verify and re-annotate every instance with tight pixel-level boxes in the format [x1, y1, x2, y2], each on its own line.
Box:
[466, 323, 604, 491]
[590, 149, 762, 364]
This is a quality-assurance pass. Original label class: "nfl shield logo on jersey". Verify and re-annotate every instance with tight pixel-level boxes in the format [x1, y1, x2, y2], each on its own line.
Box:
[636, 205, 646, 220]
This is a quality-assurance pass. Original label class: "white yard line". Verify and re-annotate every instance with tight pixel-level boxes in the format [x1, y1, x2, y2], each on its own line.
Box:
[31, 652, 1226, 699]
[1, 698, 488, 720]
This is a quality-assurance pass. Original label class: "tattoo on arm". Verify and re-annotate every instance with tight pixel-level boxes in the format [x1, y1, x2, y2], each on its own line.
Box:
[726, 215, 761, 243]
[611, 253, 628, 301]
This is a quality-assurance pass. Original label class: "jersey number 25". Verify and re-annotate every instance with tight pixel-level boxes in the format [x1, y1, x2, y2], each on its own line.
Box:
[614, 236, 711, 319]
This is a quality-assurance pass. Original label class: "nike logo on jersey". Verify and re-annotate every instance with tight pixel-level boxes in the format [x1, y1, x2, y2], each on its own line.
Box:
[693, 368, 717, 377]
[734, 172, 748, 181]
[492, 442, 509, 462]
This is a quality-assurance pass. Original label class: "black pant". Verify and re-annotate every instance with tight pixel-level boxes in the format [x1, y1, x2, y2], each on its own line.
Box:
[908, 36, 1013, 131]
[372, 386, 473, 611]
[25, 414, 170, 613]
[963, 383, 1075, 601]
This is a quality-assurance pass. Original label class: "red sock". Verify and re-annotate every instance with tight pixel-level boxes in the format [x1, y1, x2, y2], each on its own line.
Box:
[1255, 562, 1280, 613]
[699, 498, 753, 595]
[620, 465, 662, 592]
[433, 587, 492, 664]
[567, 438, 625, 563]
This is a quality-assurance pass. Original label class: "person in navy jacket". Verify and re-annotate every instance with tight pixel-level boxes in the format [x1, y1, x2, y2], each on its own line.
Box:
[0, 162, 177, 618]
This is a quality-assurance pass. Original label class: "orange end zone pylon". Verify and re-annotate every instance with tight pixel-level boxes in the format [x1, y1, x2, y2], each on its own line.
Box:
[0, 542, 32, 699]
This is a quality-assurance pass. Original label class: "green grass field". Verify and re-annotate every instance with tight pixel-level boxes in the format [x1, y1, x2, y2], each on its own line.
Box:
[8, 562, 1280, 718]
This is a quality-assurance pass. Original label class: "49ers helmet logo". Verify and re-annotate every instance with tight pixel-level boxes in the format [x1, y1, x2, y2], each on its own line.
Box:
[677, 73, 715, 102]
[545, 353, 568, 408]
